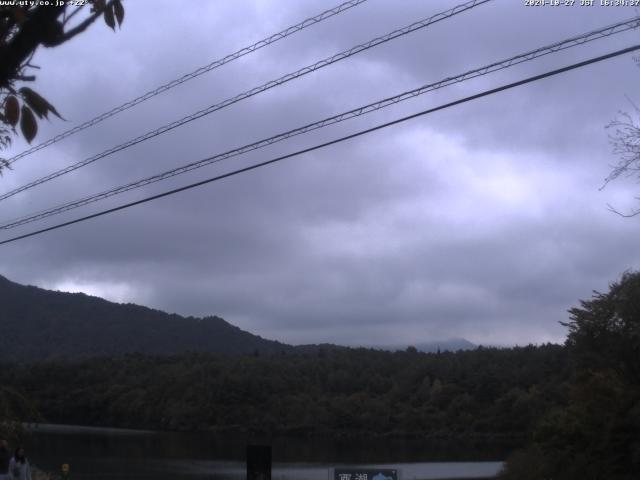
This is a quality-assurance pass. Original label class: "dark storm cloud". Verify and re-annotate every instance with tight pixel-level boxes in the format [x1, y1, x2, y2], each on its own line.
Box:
[1, 0, 639, 346]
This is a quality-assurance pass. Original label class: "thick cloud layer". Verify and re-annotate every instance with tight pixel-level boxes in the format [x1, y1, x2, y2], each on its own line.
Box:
[1, 0, 639, 346]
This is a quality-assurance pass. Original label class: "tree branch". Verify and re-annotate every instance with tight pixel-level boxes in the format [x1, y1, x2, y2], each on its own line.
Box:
[49, 0, 115, 47]
[0, 6, 64, 88]
[62, 5, 84, 27]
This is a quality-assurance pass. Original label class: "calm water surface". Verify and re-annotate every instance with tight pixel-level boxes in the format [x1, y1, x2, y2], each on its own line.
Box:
[24, 425, 506, 480]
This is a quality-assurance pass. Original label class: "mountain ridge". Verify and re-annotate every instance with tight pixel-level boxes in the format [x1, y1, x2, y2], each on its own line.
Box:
[0, 274, 477, 361]
[0, 274, 293, 361]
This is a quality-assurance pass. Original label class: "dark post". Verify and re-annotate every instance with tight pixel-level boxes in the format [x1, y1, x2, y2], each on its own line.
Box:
[246, 445, 271, 480]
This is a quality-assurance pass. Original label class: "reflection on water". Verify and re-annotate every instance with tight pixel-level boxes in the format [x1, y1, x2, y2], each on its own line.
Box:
[24, 425, 506, 480]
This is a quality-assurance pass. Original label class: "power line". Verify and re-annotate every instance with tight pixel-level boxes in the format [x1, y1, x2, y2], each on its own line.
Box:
[0, 0, 492, 202]
[1, 44, 637, 247]
[2, 16, 638, 231]
[5, 0, 370, 165]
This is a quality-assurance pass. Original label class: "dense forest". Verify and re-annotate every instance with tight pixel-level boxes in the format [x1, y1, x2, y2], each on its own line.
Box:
[0, 344, 567, 438]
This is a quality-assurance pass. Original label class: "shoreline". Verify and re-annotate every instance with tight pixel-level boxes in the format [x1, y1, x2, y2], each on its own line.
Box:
[24, 423, 157, 435]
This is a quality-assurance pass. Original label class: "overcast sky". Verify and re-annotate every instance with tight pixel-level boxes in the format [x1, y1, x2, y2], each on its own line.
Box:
[1, 0, 639, 346]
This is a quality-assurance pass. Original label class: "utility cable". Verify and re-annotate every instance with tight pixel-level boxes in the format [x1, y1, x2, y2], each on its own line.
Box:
[1, 16, 637, 230]
[5, 0, 370, 165]
[0, 0, 492, 201]
[1, 44, 637, 247]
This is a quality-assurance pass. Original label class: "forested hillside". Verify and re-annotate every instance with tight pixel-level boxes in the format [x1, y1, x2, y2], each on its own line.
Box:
[0, 275, 292, 359]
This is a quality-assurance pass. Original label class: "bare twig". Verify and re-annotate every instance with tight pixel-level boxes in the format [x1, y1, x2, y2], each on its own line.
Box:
[603, 103, 640, 188]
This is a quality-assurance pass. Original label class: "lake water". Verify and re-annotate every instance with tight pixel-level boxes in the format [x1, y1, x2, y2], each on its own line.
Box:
[23, 425, 506, 480]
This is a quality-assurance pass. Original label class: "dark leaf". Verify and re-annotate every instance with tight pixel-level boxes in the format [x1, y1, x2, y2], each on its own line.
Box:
[104, 5, 115, 30]
[13, 8, 27, 24]
[113, 0, 124, 26]
[19, 87, 63, 120]
[4, 96, 19, 126]
[20, 105, 37, 143]
[91, 0, 106, 13]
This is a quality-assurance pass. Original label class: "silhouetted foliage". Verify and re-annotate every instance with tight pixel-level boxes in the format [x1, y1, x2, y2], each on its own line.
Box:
[500, 271, 640, 479]
[0, 0, 124, 169]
